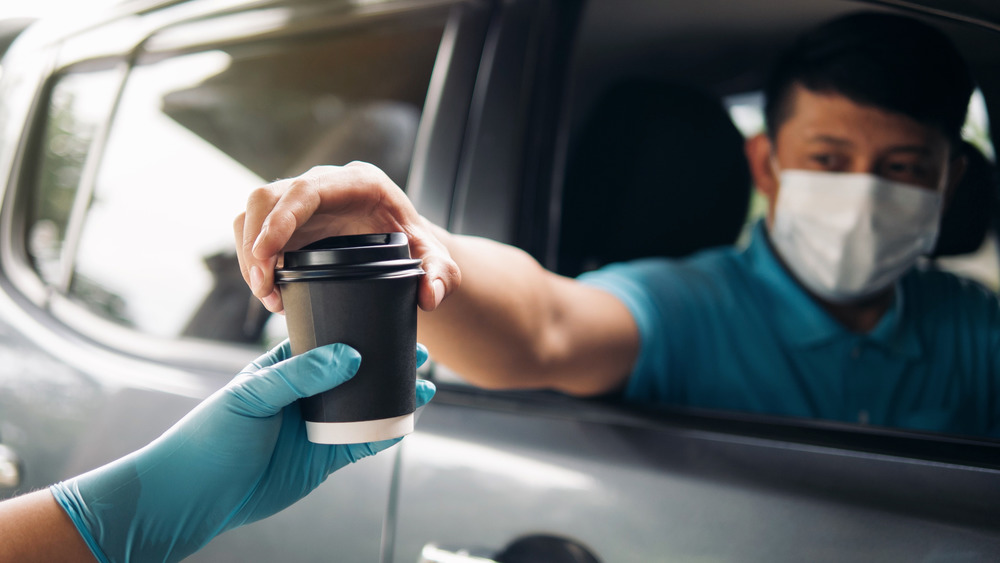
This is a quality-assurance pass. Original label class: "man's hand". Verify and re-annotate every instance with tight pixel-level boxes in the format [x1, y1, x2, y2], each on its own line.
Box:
[234, 162, 461, 313]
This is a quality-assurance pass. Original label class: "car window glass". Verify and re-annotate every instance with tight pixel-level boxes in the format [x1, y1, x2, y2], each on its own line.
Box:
[49, 15, 445, 348]
[27, 69, 120, 287]
[547, 2, 1000, 442]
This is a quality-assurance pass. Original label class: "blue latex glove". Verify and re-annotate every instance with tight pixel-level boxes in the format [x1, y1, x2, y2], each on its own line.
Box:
[50, 341, 435, 563]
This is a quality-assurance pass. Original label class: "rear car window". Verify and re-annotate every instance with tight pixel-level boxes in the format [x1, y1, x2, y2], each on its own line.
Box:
[26, 11, 447, 351]
[28, 67, 121, 289]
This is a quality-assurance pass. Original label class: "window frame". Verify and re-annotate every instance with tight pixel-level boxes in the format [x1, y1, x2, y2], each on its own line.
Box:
[4, 0, 471, 373]
[425, 0, 1000, 454]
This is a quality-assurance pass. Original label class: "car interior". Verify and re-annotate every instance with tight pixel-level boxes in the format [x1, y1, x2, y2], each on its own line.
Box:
[549, 0, 1000, 292]
[500, 0, 1000, 447]
[556, 79, 752, 278]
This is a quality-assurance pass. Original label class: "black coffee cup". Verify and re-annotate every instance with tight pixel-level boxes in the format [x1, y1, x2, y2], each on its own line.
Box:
[275, 232, 424, 444]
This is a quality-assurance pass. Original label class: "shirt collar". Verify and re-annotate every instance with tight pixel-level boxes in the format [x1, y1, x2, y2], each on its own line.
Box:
[743, 221, 923, 359]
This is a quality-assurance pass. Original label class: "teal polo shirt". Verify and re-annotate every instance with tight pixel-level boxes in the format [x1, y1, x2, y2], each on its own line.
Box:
[578, 222, 1000, 438]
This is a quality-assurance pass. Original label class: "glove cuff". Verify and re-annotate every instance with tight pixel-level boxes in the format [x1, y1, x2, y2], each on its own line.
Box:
[50, 481, 113, 563]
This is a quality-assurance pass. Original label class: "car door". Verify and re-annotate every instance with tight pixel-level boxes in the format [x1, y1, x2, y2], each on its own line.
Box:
[394, 388, 1000, 562]
[0, 1, 476, 561]
[391, 0, 1000, 561]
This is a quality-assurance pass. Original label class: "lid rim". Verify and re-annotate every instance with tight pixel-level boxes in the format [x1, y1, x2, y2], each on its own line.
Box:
[275, 270, 425, 282]
[282, 232, 413, 269]
[275, 259, 424, 283]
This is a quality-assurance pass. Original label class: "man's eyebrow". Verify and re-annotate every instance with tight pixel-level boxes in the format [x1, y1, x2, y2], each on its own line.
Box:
[885, 145, 933, 156]
[804, 134, 853, 146]
[804, 135, 933, 155]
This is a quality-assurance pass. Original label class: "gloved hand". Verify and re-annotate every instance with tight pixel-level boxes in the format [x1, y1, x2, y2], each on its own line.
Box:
[50, 340, 435, 563]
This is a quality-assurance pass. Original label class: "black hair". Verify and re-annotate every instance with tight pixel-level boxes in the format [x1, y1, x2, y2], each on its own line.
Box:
[764, 12, 975, 147]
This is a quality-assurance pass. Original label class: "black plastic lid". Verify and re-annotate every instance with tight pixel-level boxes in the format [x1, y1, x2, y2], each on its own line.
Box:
[275, 232, 424, 282]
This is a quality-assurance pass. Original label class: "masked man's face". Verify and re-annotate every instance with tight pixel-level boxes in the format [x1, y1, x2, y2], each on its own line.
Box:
[744, 85, 967, 305]
[754, 84, 960, 223]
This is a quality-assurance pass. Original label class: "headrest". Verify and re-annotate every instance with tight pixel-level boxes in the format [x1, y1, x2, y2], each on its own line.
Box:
[931, 141, 996, 258]
[557, 80, 752, 277]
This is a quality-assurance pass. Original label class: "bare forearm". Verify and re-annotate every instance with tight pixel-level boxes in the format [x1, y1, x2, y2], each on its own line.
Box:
[0, 490, 95, 562]
[418, 225, 555, 387]
[233, 164, 635, 395]
[418, 222, 638, 395]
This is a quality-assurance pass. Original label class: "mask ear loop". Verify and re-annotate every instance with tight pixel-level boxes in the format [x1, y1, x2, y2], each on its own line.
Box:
[764, 153, 784, 233]
[769, 152, 782, 181]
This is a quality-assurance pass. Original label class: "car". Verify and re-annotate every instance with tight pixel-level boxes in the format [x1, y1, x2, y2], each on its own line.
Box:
[1, 0, 999, 561]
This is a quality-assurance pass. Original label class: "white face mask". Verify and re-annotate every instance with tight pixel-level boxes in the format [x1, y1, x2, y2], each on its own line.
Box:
[769, 169, 943, 304]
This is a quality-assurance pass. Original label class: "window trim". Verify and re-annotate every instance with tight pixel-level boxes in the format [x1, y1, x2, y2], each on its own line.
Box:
[3, 0, 470, 372]
[56, 61, 132, 296]
[436, 0, 1000, 453]
[429, 378, 1000, 470]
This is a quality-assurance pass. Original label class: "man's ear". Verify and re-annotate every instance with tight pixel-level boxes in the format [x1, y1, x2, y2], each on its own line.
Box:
[745, 133, 778, 200]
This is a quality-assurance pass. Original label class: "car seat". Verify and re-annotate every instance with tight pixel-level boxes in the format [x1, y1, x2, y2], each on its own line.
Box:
[929, 140, 998, 259]
[556, 79, 752, 277]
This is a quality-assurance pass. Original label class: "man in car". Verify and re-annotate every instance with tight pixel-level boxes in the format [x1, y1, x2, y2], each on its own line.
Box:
[235, 12, 999, 438]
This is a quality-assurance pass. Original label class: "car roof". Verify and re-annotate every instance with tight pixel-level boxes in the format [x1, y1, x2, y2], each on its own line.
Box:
[576, 0, 1000, 98]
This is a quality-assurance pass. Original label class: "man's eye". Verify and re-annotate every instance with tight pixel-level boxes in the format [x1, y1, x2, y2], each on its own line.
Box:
[809, 154, 841, 168]
[885, 162, 928, 179]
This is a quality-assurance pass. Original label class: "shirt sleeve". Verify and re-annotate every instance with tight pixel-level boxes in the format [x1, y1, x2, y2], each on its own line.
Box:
[577, 260, 677, 405]
[910, 269, 1000, 438]
[984, 287, 1000, 439]
[969, 283, 1000, 439]
[947, 274, 1000, 439]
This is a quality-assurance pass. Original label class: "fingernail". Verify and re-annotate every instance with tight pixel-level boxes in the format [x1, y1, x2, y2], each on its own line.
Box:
[432, 279, 445, 308]
[251, 224, 268, 257]
[262, 290, 283, 312]
[249, 265, 263, 294]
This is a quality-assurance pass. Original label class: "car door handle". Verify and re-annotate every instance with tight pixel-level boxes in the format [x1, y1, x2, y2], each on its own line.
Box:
[419, 544, 498, 563]
[420, 535, 601, 563]
[0, 444, 23, 488]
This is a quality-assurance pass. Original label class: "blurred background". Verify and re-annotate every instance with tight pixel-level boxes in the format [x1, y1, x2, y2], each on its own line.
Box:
[0, 0, 117, 19]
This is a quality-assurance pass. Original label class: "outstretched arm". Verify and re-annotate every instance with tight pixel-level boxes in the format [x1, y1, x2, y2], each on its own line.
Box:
[235, 162, 639, 396]
[417, 223, 638, 395]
